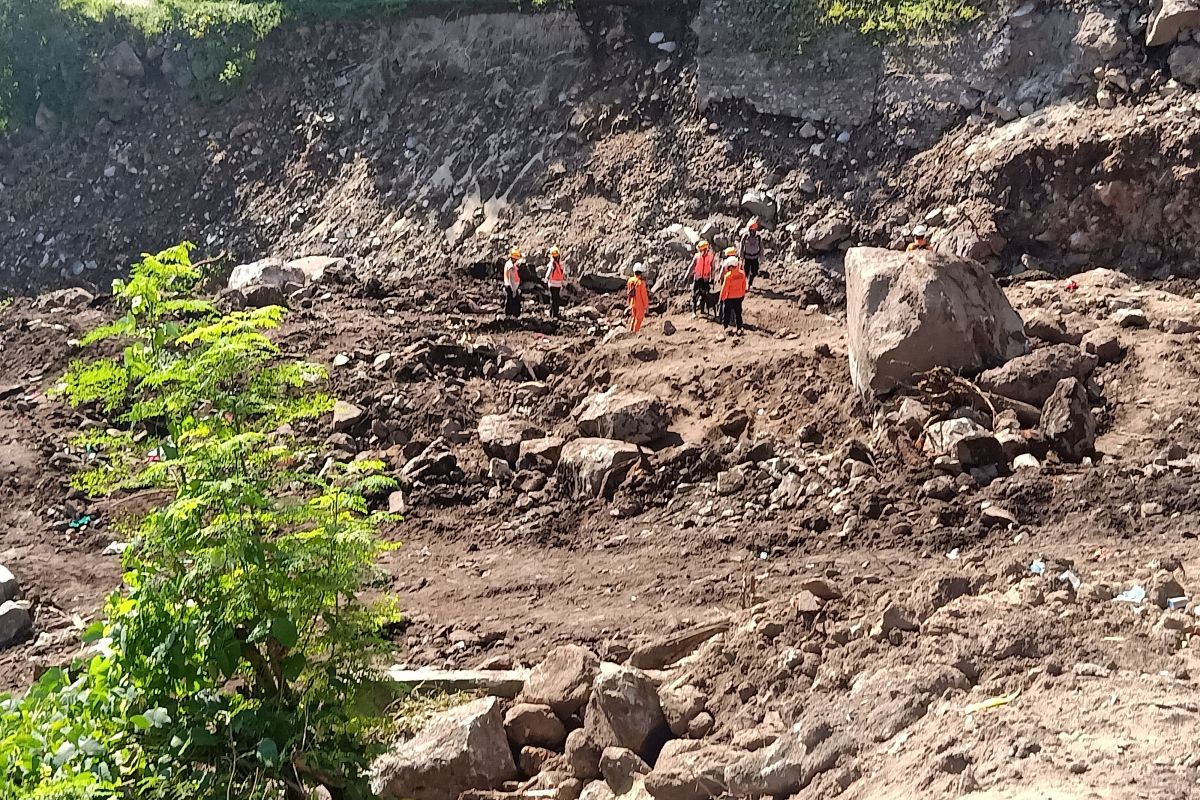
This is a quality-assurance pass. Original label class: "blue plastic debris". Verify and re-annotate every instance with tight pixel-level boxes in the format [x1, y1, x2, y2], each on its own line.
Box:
[1114, 585, 1147, 604]
[1030, 560, 1046, 575]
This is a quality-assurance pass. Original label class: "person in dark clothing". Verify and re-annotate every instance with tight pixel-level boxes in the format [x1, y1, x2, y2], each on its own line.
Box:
[740, 218, 764, 289]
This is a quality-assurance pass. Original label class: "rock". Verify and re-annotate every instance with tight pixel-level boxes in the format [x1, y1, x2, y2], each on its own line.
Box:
[498, 359, 528, 381]
[227, 257, 308, 307]
[0, 565, 18, 603]
[558, 438, 644, 498]
[104, 41, 144, 80]
[658, 684, 708, 737]
[1169, 45, 1200, 86]
[600, 748, 650, 794]
[566, 728, 606, 781]
[516, 381, 552, 402]
[687, 712, 715, 739]
[578, 780, 617, 800]
[332, 401, 366, 433]
[922, 476, 956, 500]
[878, 603, 919, 633]
[924, 418, 1004, 468]
[387, 490, 408, 515]
[803, 216, 850, 252]
[1013, 453, 1041, 470]
[646, 742, 743, 800]
[584, 667, 669, 762]
[1147, 0, 1200, 46]
[977, 344, 1097, 407]
[523, 644, 600, 719]
[505, 703, 567, 749]
[1040, 378, 1096, 463]
[1148, 571, 1186, 610]
[845, 247, 1026, 396]
[0, 601, 32, 648]
[981, 505, 1018, 528]
[577, 389, 670, 445]
[38, 287, 94, 310]
[740, 189, 777, 222]
[1080, 328, 1123, 364]
[895, 398, 930, 438]
[478, 414, 545, 464]
[519, 437, 566, 471]
[629, 621, 731, 670]
[1023, 311, 1080, 345]
[370, 697, 516, 800]
[520, 746, 561, 777]
[724, 721, 835, 797]
[1112, 308, 1149, 329]
[489, 457, 515, 482]
[715, 468, 747, 496]
[718, 409, 751, 438]
[286, 255, 345, 283]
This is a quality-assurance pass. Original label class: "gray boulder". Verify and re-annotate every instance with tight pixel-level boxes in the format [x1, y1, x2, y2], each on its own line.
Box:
[505, 703, 567, 749]
[1081, 328, 1124, 363]
[724, 721, 841, 797]
[1041, 378, 1096, 463]
[577, 389, 670, 445]
[558, 438, 643, 498]
[227, 258, 307, 307]
[1170, 45, 1200, 86]
[977, 343, 1096, 407]
[370, 697, 516, 800]
[523, 644, 600, 719]
[803, 216, 850, 252]
[658, 684, 708, 737]
[845, 247, 1026, 396]
[104, 41, 144, 80]
[600, 747, 650, 794]
[1147, 0, 1200, 45]
[478, 414, 545, 464]
[740, 189, 777, 222]
[519, 436, 567, 471]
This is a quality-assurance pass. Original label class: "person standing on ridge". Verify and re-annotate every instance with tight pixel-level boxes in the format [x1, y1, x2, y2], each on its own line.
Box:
[627, 263, 650, 333]
[719, 253, 747, 335]
[906, 224, 933, 252]
[686, 240, 716, 318]
[740, 218, 764, 288]
[544, 246, 567, 319]
[503, 248, 524, 317]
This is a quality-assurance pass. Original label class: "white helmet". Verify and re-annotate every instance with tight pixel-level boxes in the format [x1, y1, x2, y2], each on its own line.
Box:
[912, 224, 930, 238]
[633, 262, 646, 274]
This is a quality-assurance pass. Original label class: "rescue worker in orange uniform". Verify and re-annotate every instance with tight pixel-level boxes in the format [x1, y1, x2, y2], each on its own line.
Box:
[626, 263, 650, 333]
[687, 240, 716, 318]
[719, 254, 747, 335]
[544, 246, 567, 319]
[503, 248, 524, 317]
[906, 224, 932, 252]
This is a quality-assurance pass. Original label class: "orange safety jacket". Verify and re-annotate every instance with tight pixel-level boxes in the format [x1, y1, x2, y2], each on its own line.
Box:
[906, 240, 932, 252]
[546, 258, 566, 287]
[691, 251, 715, 280]
[627, 276, 649, 312]
[720, 266, 748, 301]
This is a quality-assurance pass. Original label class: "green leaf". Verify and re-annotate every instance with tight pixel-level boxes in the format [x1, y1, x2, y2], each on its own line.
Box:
[270, 617, 298, 649]
[256, 737, 279, 767]
[81, 621, 105, 644]
[130, 715, 151, 731]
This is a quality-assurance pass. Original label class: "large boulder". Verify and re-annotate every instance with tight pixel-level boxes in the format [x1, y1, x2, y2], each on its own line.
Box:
[977, 344, 1096, 407]
[803, 216, 850, 252]
[845, 248, 1027, 396]
[577, 389, 670, 445]
[523, 644, 600, 719]
[519, 436, 566, 471]
[1147, 0, 1200, 46]
[646, 741, 743, 800]
[504, 703, 567, 749]
[581, 667, 669, 768]
[1169, 44, 1200, 86]
[370, 697, 516, 800]
[478, 414, 545, 464]
[724, 721, 837, 797]
[558, 438, 643, 498]
[1040, 378, 1096, 463]
[0, 601, 32, 648]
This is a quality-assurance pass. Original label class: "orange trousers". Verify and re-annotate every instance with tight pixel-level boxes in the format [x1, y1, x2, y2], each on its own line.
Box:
[630, 306, 646, 332]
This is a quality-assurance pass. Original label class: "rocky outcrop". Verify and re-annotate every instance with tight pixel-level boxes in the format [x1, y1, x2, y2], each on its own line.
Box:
[576, 389, 670, 445]
[370, 697, 516, 800]
[646, 741, 742, 800]
[845, 248, 1027, 396]
[1147, 0, 1200, 46]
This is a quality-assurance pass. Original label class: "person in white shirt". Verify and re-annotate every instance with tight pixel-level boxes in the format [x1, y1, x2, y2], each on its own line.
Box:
[503, 248, 523, 317]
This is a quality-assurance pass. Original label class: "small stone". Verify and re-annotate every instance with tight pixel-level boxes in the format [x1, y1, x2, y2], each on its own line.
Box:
[373, 352, 394, 371]
[0, 565, 17, 603]
[1112, 308, 1149, 329]
[331, 400, 366, 432]
[0, 601, 33, 649]
[332, 353, 351, 367]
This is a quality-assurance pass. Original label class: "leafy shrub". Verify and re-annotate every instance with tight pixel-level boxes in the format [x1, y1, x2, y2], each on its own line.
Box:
[1, 244, 399, 799]
[745, 0, 986, 52]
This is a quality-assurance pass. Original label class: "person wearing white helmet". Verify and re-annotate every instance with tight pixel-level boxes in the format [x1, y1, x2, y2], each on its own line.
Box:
[626, 263, 650, 333]
[907, 224, 932, 252]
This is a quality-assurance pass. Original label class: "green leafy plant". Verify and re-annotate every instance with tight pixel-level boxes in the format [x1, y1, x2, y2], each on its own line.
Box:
[744, 0, 987, 53]
[1, 243, 399, 799]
